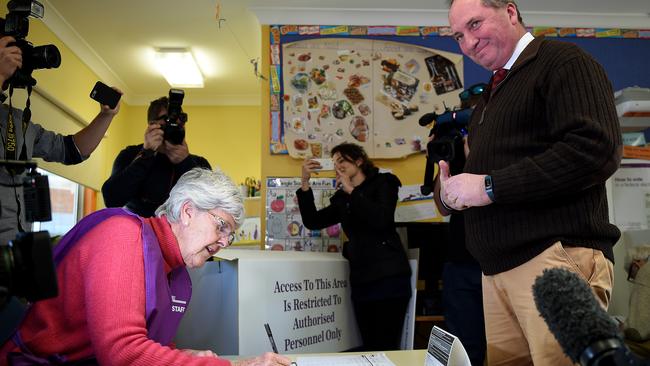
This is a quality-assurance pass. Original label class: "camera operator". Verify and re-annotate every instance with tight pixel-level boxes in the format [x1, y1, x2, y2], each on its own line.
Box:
[102, 94, 211, 217]
[0, 35, 121, 245]
[428, 84, 487, 366]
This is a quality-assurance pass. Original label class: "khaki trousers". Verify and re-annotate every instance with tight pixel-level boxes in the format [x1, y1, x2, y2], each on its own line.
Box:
[482, 242, 613, 366]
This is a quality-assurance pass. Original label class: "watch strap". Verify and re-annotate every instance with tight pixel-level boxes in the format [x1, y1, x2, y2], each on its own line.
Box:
[485, 175, 495, 202]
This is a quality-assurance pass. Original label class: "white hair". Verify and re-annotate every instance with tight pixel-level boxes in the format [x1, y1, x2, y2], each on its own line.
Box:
[155, 168, 244, 228]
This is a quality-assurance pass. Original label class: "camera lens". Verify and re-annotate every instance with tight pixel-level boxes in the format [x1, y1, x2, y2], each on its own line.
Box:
[30, 44, 61, 70]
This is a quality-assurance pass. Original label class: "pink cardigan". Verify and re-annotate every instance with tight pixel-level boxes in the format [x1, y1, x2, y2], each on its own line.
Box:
[0, 215, 231, 366]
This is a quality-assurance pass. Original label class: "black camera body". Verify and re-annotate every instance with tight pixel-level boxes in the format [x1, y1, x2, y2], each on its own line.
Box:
[0, 160, 56, 304]
[0, 231, 57, 302]
[419, 108, 473, 195]
[22, 169, 51, 222]
[163, 89, 187, 145]
[0, 0, 61, 89]
[2, 160, 51, 222]
[425, 108, 472, 165]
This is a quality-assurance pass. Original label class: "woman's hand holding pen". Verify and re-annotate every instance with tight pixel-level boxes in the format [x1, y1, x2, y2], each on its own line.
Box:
[232, 352, 292, 366]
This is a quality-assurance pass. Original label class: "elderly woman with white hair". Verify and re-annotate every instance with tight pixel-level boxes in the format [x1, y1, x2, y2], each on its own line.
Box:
[0, 168, 291, 366]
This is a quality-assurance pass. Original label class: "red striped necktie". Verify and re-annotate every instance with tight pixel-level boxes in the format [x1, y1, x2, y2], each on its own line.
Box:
[490, 68, 509, 90]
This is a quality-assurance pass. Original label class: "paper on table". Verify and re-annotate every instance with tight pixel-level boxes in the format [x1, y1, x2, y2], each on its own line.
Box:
[395, 201, 437, 222]
[425, 326, 471, 366]
[295, 352, 396, 366]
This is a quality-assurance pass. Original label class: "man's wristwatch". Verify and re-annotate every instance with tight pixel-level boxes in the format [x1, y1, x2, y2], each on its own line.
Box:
[484, 175, 495, 202]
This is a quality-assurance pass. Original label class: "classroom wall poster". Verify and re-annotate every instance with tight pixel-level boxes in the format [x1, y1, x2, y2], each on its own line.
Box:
[276, 38, 463, 159]
[266, 177, 342, 252]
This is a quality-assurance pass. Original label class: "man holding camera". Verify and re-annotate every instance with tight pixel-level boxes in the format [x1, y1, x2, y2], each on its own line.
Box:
[102, 95, 211, 217]
[0, 35, 121, 245]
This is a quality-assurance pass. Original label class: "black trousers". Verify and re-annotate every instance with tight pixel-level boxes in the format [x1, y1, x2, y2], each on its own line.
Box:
[352, 295, 411, 351]
[442, 261, 486, 366]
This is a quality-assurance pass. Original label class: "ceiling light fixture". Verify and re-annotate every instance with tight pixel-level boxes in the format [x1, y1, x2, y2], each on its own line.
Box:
[154, 48, 204, 88]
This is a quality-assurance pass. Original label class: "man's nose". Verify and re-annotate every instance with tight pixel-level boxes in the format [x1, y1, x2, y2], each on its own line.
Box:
[464, 33, 479, 52]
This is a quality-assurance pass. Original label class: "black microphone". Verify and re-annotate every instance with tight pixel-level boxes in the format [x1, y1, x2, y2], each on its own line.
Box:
[419, 112, 437, 126]
[533, 267, 648, 366]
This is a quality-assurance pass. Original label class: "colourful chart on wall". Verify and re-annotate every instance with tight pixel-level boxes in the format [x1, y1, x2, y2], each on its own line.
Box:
[280, 38, 464, 159]
[265, 177, 342, 252]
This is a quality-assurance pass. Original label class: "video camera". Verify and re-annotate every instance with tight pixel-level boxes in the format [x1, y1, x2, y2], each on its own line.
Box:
[418, 108, 472, 195]
[163, 89, 187, 145]
[0, 160, 57, 304]
[418, 83, 487, 195]
[0, 0, 61, 89]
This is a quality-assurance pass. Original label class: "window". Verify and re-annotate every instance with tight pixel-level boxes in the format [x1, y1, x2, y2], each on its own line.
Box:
[31, 169, 81, 237]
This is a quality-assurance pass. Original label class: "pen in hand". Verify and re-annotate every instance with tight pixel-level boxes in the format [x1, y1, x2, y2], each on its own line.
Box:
[264, 323, 279, 353]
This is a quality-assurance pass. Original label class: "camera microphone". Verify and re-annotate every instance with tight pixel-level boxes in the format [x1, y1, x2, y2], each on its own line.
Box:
[419, 112, 437, 127]
[533, 267, 649, 366]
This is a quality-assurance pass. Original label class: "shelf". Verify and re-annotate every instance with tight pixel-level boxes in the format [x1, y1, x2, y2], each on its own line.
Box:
[620, 117, 650, 132]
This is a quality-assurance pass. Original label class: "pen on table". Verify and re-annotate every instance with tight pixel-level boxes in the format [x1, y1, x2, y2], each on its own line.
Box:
[264, 323, 278, 353]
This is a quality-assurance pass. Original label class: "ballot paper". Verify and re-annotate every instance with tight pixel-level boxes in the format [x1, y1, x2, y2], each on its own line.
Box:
[425, 326, 470, 366]
[295, 352, 396, 366]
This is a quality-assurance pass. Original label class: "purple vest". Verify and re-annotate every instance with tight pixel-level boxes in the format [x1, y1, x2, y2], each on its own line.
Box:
[10, 208, 191, 364]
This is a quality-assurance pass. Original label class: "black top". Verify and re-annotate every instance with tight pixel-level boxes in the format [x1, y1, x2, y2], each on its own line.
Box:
[464, 37, 621, 275]
[296, 168, 412, 292]
[102, 144, 211, 217]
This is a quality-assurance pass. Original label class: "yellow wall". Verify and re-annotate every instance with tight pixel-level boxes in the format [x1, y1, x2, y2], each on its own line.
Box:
[0, 1, 261, 210]
[2, 6, 133, 193]
[127, 104, 261, 185]
[259, 26, 430, 239]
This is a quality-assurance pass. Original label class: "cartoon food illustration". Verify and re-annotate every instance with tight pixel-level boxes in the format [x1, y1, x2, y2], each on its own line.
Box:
[326, 225, 341, 237]
[332, 100, 354, 119]
[294, 139, 309, 150]
[349, 116, 369, 142]
[291, 72, 310, 92]
[297, 53, 311, 62]
[381, 58, 400, 73]
[309, 68, 327, 85]
[270, 197, 285, 212]
[358, 103, 371, 116]
[343, 87, 364, 105]
[310, 142, 323, 158]
[287, 221, 302, 236]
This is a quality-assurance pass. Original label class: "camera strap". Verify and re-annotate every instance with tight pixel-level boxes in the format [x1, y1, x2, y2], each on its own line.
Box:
[5, 88, 17, 161]
[5, 86, 32, 233]
[5, 85, 30, 165]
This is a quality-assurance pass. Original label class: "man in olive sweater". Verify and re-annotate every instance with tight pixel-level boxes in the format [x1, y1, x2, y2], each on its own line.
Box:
[441, 0, 622, 365]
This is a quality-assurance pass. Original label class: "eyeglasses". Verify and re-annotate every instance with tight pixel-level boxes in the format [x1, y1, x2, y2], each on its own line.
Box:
[207, 211, 236, 246]
[459, 83, 488, 101]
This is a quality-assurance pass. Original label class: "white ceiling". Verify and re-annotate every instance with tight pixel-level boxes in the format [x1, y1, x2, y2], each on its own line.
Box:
[39, 0, 650, 106]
